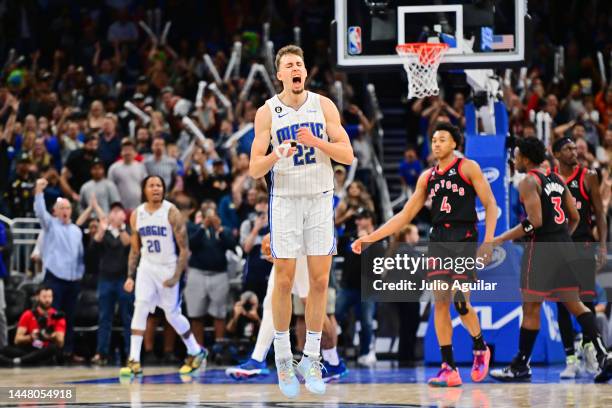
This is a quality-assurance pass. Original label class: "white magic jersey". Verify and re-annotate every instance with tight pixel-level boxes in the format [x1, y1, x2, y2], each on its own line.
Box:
[267, 91, 334, 196]
[135, 200, 177, 266]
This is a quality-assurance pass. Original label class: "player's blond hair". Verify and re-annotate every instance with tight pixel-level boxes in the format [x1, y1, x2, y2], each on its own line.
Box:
[275, 45, 304, 71]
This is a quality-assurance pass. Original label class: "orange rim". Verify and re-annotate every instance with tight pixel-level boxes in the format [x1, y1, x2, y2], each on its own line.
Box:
[396, 42, 449, 65]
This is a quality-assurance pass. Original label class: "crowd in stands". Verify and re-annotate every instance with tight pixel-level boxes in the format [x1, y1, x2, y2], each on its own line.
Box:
[0, 0, 610, 367]
[0, 1, 382, 366]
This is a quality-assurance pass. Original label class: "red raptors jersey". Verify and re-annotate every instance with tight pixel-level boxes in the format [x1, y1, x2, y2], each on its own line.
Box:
[427, 157, 477, 225]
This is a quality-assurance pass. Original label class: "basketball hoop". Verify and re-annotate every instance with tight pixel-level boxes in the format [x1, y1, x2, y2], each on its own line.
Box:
[396, 43, 449, 99]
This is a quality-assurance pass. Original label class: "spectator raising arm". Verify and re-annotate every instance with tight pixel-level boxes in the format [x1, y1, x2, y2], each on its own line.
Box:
[2, 96, 19, 143]
[75, 194, 106, 227]
[34, 179, 52, 229]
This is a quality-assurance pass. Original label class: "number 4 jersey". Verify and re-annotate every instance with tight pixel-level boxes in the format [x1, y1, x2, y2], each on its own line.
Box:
[427, 157, 477, 225]
[267, 91, 334, 197]
[135, 200, 178, 266]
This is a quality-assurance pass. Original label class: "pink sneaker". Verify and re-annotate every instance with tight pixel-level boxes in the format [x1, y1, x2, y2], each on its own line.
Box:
[428, 363, 462, 387]
[471, 346, 491, 382]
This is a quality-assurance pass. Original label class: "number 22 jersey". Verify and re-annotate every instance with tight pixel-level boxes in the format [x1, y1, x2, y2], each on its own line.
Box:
[266, 91, 334, 197]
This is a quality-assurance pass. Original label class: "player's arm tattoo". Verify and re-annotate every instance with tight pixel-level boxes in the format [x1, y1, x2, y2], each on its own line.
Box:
[169, 206, 189, 277]
[127, 211, 141, 279]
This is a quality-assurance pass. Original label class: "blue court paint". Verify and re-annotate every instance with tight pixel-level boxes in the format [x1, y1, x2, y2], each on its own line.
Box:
[70, 365, 599, 386]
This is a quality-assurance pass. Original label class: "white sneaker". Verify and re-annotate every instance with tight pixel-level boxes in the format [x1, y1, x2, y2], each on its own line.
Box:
[560, 355, 580, 379]
[357, 351, 377, 367]
[583, 343, 599, 376]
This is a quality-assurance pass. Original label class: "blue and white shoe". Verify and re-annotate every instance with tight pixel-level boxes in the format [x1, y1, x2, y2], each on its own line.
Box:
[322, 359, 348, 382]
[225, 358, 270, 380]
[296, 355, 326, 395]
[276, 358, 300, 398]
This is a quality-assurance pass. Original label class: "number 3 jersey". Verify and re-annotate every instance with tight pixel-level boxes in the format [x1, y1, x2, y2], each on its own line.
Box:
[525, 169, 569, 240]
[267, 91, 334, 197]
[135, 200, 177, 266]
[427, 157, 477, 225]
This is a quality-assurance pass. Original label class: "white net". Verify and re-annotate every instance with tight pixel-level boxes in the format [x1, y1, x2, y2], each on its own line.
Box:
[396, 43, 449, 99]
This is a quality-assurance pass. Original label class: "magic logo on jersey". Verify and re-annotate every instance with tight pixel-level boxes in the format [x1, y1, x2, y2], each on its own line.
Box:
[138, 225, 168, 237]
[275, 122, 324, 144]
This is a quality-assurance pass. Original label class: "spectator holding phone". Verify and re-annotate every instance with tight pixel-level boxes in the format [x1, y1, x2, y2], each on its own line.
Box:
[226, 291, 260, 342]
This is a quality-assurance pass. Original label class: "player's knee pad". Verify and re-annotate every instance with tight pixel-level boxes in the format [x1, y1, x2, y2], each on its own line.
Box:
[453, 292, 469, 315]
[162, 307, 190, 335]
[131, 301, 150, 331]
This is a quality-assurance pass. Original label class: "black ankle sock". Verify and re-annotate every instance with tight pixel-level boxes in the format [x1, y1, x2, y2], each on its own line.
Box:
[440, 345, 456, 370]
[577, 312, 606, 359]
[557, 302, 576, 357]
[516, 327, 539, 366]
[472, 332, 487, 351]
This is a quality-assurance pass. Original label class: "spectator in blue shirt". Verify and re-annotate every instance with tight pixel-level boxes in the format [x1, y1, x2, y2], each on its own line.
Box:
[34, 178, 84, 358]
[398, 146, 423, 192]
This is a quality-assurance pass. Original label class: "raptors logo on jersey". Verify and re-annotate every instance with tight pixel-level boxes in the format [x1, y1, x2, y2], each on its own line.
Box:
[426, 157, 477, 225]
[267, 91, 334, 196]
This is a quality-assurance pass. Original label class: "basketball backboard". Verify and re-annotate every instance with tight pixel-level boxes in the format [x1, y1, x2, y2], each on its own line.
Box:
[333, 0, 531, 71]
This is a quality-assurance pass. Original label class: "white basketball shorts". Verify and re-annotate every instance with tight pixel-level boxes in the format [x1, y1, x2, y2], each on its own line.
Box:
[135, 259, 181, 313]
[269, 190, 336, 258]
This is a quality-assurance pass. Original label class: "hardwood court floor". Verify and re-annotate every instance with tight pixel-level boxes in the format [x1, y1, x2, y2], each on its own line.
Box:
[0, 365, 611, 407]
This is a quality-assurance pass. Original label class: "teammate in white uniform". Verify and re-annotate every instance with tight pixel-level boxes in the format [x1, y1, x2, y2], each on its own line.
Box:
[120, 175, 206, 377]
[249, 45, 354, 397]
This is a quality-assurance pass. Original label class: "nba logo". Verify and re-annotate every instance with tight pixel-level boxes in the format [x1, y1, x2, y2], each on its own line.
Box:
[348, 26, 362, 55]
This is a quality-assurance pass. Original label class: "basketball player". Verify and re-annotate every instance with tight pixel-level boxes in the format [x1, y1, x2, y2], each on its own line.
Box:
[353, 122, 497, 387]
[225, 234, 347, 381]
[553, 137, 608, 379]
[120, 175, 207, 376]
[489, 137, 612, 383]
[249, 45, 354, 397]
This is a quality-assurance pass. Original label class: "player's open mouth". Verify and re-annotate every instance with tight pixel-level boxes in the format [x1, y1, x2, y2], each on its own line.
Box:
[292, 76, 301, 84]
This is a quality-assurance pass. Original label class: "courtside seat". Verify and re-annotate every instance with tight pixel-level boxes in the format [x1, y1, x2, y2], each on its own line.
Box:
[74, 290, 99, 329]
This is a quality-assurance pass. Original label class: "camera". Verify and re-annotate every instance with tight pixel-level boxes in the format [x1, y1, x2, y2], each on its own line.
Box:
[32, 306, 64, 339]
